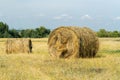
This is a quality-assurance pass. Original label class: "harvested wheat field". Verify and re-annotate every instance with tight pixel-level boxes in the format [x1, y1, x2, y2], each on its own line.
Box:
[0, 38, 120, 80]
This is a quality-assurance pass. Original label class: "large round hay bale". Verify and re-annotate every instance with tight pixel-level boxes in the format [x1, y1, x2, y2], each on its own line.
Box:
[48, 26, 99, 58]
[6, 38, 32, 54]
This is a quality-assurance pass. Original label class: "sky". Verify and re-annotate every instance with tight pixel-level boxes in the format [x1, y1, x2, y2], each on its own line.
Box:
[0, 0, 120, 31]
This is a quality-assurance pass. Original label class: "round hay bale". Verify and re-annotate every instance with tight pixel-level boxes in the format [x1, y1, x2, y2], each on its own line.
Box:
[48, 26, 99, 58]
[6, 38, 32, 54]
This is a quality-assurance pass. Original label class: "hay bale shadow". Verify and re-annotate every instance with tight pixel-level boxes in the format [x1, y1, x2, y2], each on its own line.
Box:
[89, 68, 107, 73]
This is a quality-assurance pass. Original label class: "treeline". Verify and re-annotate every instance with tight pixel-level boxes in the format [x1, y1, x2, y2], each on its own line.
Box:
[97, 29, 120, 37]
[0, 21, 120, 38]
[0, 22, 50, 38]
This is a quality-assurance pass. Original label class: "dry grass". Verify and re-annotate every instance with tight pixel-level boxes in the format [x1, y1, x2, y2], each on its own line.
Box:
[0, 38, 120, 80]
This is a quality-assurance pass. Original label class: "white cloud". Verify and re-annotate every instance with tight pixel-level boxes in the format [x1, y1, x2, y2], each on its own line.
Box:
[61, 14, 69, 17]
[36, 14, 45, 17]
[81, 14, 93, 20]
[53, 14, 73, 20]
[114, 16, 120, 20]
[54, 16, 62, 20]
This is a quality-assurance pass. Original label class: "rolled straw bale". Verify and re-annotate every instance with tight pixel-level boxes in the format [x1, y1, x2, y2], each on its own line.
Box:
[48, 26, 99, 58]
[6, 38, 32, 54]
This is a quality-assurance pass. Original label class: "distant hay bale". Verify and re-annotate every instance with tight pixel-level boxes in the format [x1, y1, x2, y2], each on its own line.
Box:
[6, 38, 32, 54]
[48, 26, 99, 58]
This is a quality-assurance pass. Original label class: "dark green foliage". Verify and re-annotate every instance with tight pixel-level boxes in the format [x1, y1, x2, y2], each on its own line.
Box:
[0, 22, 9, 38]
[0, 21, 50, 38]
[35, 26, 50, 38]
[97, 29, 108, 37]
[21, 26, 50, 38]
[97, 29, 120, 37]
[3, 31, 12, 38]
[0, 22, 9, 33]
[9, 29, 21, 38]
[1, 21, 120, 38]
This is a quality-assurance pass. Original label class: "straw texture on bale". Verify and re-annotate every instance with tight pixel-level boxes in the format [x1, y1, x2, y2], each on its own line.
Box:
[48, 26, 99, 58]
[6, 38, 32, 54]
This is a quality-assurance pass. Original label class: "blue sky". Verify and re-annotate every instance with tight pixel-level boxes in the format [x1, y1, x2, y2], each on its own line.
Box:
[0, 0, 120, 31]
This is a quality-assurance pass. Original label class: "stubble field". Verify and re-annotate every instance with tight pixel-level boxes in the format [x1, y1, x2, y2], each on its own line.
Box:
[0, 38, 120, 80]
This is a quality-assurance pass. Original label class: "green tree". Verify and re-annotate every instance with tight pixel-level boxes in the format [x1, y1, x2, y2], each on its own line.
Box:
[3, 31, 12, 38]
[20, 26, 50, 38]
[97, 29, 108, 37]
[0, 22, 51, 38]
[0, 22, 9, 38]
[21, 29, 38, 38]
[112, 31, 119, 37]
[9, 29, 20, 38]
[35, 26, 50, 38]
